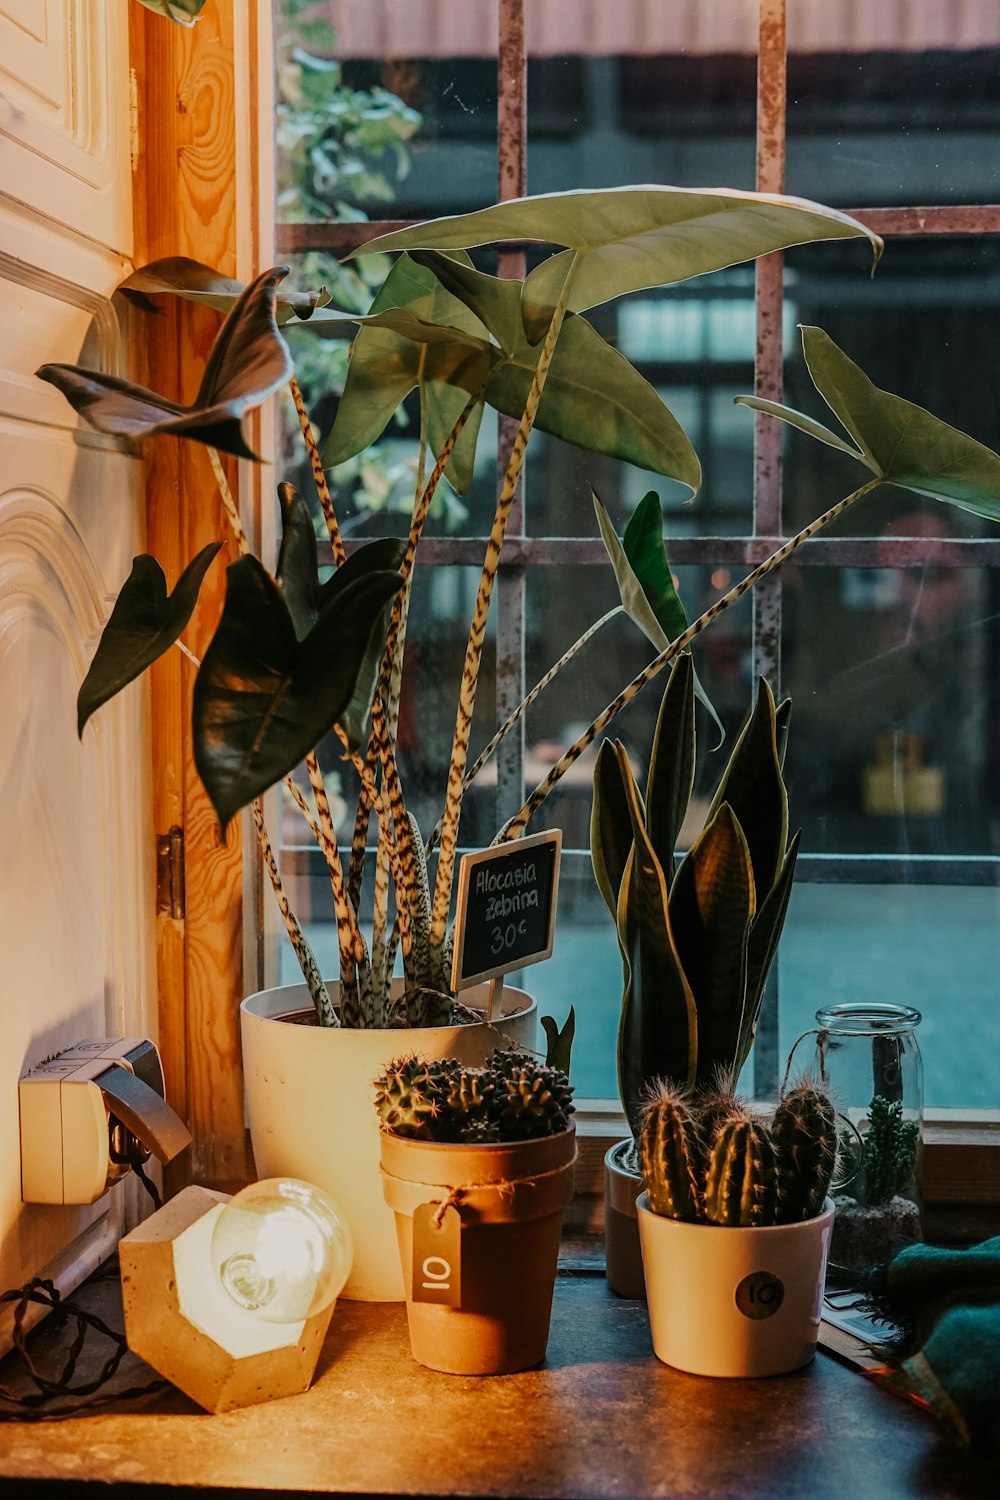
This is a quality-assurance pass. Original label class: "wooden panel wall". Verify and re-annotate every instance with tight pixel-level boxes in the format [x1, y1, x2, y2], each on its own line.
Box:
[130, 0, 248, 1189]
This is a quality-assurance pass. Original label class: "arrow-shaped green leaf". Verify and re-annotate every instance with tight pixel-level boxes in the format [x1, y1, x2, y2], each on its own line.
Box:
[77, 543, 222, 736]
[350, 185, 882, 339]
[193, 549, 402, 832]
[38, 268, 294, 461]
[119, 257, 331, 325]
[737, 325, 1000, 522]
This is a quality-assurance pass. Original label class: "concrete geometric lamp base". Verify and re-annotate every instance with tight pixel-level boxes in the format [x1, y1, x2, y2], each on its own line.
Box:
[120, 1185, 335, 1414]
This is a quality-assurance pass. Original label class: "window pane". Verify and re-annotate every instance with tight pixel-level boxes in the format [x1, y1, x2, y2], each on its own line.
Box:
[782, 236, 1000, 535]
[786, 21, 1000, 207]
[781, 561, 998, 858]
[779, 884, 1000, 1109]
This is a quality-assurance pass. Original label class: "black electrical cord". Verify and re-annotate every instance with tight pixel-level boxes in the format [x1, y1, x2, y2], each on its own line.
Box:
[0, 1162, 169, 1420]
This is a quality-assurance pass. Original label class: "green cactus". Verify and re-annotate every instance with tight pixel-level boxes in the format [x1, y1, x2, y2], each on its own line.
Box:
[851, 1094, 920, 1206]
[373, 1049, 574, 1144]
[771, 1080, 838, 1223]
[704, 1113, 778, 1228]
[639, 1081, 704, 1222]
[638, 1075, 835, 1228]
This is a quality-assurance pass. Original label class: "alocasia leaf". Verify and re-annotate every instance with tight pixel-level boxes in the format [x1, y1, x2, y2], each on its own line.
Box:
[275, 484, 322, 640]
[77, 543, 222, 736]
[136, 0, 206, 24]
[119, 257, 331, 325]
[350, 185, 882, 341]
[38, 268, 294, 461]
[737, 326, 1000, 521]
[193, 549, 402, 831]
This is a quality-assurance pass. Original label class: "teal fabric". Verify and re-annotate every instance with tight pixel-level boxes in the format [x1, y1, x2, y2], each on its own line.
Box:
[866, 1237, 1000, 1449]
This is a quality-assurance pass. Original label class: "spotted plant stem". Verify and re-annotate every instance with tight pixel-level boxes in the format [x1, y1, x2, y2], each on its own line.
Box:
[335, 724, 413, 963]
[251, 800, 337, 1026]
[207, 447, 249, 556]
[305, 751, 371, 1025]
[288, 374, 346, 566]
[424, 605, 623, 857]
[498, 477, 884, 841]
[346, 388, 482, 913]
[429, 256, 582, 949]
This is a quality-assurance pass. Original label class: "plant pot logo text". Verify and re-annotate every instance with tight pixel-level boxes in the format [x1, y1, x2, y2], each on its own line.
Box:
[735, 1271, 784, 1320]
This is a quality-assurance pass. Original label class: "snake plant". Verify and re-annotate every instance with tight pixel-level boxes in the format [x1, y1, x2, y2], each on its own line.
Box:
[591, 654, 799, 1138]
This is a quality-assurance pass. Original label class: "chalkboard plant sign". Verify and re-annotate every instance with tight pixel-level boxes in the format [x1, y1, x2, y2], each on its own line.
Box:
[374, 1050, 576, 1374]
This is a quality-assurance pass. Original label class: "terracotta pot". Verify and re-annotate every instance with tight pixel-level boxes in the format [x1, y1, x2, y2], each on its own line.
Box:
[240, 979, 536, 1302]
[604, 1140, 646, 1299]
[637, 1192, 835, 1378]
[380, 1126, 576, 1375]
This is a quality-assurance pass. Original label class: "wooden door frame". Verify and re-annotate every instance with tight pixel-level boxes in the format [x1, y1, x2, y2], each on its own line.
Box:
[129, 0, 273, 1188]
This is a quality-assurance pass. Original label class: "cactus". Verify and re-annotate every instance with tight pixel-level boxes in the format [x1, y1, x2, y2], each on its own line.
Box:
[374, 1049, 574, 1144]
[638, 1075, 835, 1227]
[704, 1113, 778, 1228]
[771, 1079, 838, 1223]
[639, 1081, 704, 1222]
[853, 1093, 920, 1206]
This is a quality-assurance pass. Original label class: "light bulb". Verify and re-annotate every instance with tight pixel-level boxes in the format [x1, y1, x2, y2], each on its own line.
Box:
[211, 1178, 352, 1324]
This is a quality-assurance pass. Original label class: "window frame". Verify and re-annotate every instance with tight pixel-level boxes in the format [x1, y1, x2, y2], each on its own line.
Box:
[273, 0, 1000, 1206]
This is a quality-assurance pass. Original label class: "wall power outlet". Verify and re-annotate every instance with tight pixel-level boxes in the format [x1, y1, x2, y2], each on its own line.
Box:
[19, 1038, 192, 1205]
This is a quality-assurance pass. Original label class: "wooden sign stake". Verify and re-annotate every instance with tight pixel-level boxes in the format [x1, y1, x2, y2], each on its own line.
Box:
[487, 973, 504, 1023]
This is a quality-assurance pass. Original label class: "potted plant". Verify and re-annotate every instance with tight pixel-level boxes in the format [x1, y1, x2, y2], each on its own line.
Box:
[588, 319, 1000, 1296]
[591, 656, 798, 1296]
[374, 1049, 576, 1375]
[636, 1075, 836, 1377]
[38, 185, 889, 1297]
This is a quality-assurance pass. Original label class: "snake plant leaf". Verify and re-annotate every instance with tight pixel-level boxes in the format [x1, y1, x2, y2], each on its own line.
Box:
[591, 739, 637, 918]
[77, 543, 222, 737]
[119, 257, 332, 325]
[707, 678, 787, 895]
[739, 830, 800, 1071]
[668, 804, 755, 1084]
[644, 654, 696, 882]
[322, 252, 490, 494]
[774, 696, 792, 771]
[616, 743, 698, 1128]
[136, 0, 206, 24]
[193, 551, 403, 832]
[488, 315, 700, 488]
[541, 1007, 576, 1075]
[739, 326, 1000, 521]
[38, 267, 294, 460]
[319, 537, 408, 751]
[350, 186, 882, 341]
[275, 484, 322, 640]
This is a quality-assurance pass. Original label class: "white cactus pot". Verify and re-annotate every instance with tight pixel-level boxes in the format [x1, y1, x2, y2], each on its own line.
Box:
[240, 980, 536, 1302]
[637, 1193, 835, 1377]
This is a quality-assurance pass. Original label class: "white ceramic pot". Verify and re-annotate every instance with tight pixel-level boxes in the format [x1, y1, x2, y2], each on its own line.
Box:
[240, 980, 536, 1302]
[637, 1192, 835, 1378]
[604, 1141, 646, 1300]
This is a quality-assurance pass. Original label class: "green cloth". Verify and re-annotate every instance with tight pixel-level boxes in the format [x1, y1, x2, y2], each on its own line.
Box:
[866, 1237, 1000, 1450]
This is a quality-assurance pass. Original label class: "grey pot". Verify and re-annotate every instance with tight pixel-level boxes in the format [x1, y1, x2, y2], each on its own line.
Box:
[604, 1140, 646, 1300]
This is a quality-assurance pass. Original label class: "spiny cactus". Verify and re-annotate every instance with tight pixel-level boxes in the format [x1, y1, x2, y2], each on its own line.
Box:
[639, 1077, 835, 1227]
[374, 1049, 574, 1143]
[704, 1112, 778, 1227]
[850, 1093, 920, 1206]
[639, 1081, 704, 1222]
[771, 1079, 838, 1223]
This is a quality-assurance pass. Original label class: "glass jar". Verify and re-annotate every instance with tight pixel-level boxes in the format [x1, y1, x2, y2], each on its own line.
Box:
[814, 1002, 923, 1281]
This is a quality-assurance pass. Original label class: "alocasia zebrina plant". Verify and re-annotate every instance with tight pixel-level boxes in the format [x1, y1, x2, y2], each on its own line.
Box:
[54, 183, 1000, 1042]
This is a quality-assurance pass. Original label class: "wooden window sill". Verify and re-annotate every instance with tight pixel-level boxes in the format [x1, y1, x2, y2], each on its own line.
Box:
[0, 1268, 991, 1497]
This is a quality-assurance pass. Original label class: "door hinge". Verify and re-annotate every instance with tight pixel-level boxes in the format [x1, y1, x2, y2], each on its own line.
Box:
[156, 826, 185, 920]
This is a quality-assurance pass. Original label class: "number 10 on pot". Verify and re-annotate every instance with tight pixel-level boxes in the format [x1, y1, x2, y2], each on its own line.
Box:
[450, 829, 563, 1020]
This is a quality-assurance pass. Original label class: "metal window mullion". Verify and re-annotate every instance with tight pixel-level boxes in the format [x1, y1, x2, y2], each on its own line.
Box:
[752, 0, 788, 1099]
